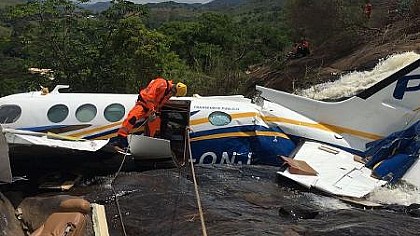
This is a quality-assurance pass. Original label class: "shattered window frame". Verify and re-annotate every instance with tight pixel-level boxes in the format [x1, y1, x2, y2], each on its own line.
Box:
[208, 111, 232, 126]
[0, 105, 21, 124]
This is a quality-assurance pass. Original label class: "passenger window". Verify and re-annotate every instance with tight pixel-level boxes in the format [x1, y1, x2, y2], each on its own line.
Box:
[47, 104, 69, 123]
[0, 105, 21, 124]
[208, 111, 232, 126]
[76, 104, 97, 122]
[104, 103, 125, 122]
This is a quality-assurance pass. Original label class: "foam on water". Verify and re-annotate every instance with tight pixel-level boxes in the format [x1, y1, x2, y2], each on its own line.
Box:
[296, 51, 420, 100]
[367, 183, 420, 206]
[303, 192, 352, 210]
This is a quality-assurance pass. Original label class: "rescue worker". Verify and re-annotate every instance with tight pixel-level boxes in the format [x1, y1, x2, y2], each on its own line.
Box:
[364, 1, 372, 19]
[300, 38, 310, 56]
[111, 77, 187, 150]
[289, 38, 310, 59]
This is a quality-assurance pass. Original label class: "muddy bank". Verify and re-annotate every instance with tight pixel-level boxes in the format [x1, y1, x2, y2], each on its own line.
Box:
[2, 163, 420, 236]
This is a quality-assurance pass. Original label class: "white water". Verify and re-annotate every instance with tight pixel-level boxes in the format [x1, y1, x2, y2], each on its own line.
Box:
[368, 183, 420, 206]
[296, 51, 420, 100]
[299, 51, 420, 206]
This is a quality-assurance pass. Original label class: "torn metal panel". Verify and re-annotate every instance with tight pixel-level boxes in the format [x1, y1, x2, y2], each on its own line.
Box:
[401, 158, 420, 188]
[278, 141, 386, 198]
[12, 134, 108, 151]
[0, 126, 12, 183]
[128, 135, 173, 159]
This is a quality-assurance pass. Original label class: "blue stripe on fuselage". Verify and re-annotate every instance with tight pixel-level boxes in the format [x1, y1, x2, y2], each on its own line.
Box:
[190, 135, 296, 166]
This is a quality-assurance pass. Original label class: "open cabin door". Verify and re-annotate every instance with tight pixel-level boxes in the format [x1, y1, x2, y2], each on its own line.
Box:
[128, 99, 191, 167]
[160, 99, 191, 166]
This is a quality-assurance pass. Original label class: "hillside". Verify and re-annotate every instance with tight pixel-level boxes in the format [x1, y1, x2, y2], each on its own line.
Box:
[0, 0, 25, 8]
[250, 0, 420, 93]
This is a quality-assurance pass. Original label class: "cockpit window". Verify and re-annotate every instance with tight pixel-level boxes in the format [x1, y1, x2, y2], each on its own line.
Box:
[104, 103, 125, 122]
[0, 105, 21, 124]
[48, 104, 69, 123]
[208, 111, 232, 126]
[76, 104, 97, 122]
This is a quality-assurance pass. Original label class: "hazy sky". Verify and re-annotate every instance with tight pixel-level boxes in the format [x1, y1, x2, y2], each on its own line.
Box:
[84, 0, 212, 3]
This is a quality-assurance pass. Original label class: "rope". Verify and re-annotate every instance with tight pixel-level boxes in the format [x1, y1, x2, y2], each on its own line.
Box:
[186, 129, 208, 236]
[110, 118, 149, 236]
[110, 139, 130, 236]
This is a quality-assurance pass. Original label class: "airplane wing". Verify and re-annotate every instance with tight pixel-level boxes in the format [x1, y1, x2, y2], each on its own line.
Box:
[277, 141, 387, 198]
[9, 134, 108, 151]
[3, 129, 109, 152]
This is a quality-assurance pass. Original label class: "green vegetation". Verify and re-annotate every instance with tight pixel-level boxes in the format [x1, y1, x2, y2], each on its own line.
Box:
[0, 0, 290, 96]
[0, 0, 25, 8]
[0, 0, 418, 96]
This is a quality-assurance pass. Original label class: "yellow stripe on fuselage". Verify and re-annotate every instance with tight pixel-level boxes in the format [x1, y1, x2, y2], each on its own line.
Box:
[190, 131, 289, 142]
[264, 116, 383, 140]
[190, 112, 383, 141]
[190, 112, 259, 126]
[71, 122, 122, 138]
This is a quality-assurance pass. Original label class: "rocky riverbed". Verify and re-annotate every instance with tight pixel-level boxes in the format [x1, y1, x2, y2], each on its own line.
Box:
[1, 154, 420, 236]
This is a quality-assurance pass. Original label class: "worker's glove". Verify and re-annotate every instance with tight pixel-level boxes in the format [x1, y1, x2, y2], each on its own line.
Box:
[110, 134, 128, 150]
[148, 111, 160, 121]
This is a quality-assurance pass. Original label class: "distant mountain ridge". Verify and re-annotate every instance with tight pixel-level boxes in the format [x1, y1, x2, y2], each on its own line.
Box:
[79, 1, 112, 13]
[79, 0, 251, 12]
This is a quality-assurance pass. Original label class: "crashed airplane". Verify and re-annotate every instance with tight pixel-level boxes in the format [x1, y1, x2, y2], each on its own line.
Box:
[0, 57, 419, 200]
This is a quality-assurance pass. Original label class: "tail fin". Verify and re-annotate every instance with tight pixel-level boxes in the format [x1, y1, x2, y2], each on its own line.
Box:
[357, 58, 420, 113]
[258, 58, 420, 151]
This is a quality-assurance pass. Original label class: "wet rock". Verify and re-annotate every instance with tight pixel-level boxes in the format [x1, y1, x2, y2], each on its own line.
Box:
[278, 204, 319, 220]
[4, 164, 420, 236]
[0, 192, 25, 236]
[407, 203, 420, 217]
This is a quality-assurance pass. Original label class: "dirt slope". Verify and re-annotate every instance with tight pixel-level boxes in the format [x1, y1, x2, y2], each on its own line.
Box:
[251, 1, 420, 93]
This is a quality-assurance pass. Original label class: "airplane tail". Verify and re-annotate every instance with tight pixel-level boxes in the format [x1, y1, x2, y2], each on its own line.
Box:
[356, 58, 420, 115]
[257, 58, 420, 150]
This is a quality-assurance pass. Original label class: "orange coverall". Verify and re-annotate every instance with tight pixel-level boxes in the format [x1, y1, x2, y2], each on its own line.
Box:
[364, 3, 372, 19]
[117, 78, 174, 138]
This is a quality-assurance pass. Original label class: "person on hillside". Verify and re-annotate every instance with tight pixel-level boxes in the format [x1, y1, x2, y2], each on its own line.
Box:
[364, 0, 372, 19]
[111, 77, 187, 150]
[289, 38, 310, 58]
[299, 38, 310, 56]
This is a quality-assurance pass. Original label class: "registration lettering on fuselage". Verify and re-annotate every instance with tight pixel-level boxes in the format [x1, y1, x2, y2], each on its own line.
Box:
[393, 75, 420, 100]
[192, 151, 252, 165]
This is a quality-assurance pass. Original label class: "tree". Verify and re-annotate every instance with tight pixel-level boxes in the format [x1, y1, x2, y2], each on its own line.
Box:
[1, 0, 188, 94]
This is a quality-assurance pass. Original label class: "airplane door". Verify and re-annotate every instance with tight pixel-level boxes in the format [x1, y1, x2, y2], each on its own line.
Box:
[160, 100, 191, 167]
